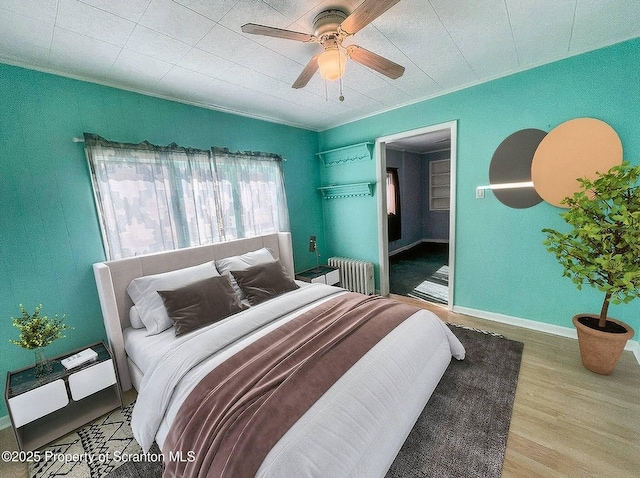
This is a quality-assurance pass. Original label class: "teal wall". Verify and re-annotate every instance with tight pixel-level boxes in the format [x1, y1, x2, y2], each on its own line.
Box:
[0, 63, 321, 417]
[319, 38, 640, 340]
[2, 37, 639, 420]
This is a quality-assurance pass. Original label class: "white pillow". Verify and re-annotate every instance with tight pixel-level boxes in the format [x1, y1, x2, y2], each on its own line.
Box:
[129, 307, 144, 329]
[127, 261, 219, 335]
[215, 248, 275, 299]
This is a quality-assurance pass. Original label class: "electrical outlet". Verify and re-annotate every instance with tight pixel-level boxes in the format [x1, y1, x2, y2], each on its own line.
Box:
[476, 187, 485, 199]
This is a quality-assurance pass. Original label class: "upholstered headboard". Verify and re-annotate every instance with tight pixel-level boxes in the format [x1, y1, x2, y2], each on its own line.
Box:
[93, 232, 294, 391]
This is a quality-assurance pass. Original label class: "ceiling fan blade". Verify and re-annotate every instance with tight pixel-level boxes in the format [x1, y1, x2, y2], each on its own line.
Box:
[340, 0, 401, 35]
[292, 54, 321, 89]
[347, 45, 405, 79]
[241, 23, 315, 42]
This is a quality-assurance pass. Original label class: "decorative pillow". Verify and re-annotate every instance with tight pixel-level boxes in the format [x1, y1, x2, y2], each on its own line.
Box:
[126, 261, 219, 336]
[158, 275, 246, 336]
[215, 248, 275, 299]
[128, 307, 144, 329]
[231, 260, 299, 306]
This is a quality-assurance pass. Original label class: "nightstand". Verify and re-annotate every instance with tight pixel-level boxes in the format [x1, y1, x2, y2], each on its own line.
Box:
[4, 341, 122, 451]
[296, 265, 340, 286]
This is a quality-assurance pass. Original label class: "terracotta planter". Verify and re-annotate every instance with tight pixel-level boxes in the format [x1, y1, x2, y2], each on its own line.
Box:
[573, 314, 635, 375]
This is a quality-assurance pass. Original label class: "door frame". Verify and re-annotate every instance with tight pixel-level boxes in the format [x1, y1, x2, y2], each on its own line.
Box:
[374, 120, 457, 308]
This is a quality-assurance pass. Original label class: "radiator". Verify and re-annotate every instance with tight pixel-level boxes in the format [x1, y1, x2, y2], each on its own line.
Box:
[328, 257, 375, 295]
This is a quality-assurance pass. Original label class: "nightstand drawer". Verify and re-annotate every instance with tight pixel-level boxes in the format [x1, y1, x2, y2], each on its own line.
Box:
[325, 268, 340, 286]
[8, 379, 68, 428]
[296, 266, 340, 286]
[68, 359, 117, 401]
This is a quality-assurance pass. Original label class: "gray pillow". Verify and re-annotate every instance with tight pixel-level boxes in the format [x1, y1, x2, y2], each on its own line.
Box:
[215, 247, 275, 299]
[231, 260, 299, 306]
[127, 261, 219, 335]
[158, 275, 246, 336]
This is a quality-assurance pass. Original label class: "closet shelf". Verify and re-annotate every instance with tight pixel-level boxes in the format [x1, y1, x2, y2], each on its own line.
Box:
[317, 142, 374, 165]
[318, 182, 374, 199]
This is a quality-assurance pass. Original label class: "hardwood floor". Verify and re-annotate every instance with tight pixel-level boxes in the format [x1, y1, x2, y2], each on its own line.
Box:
[392, 294, 640, 478]
[1, 299, 638, 477]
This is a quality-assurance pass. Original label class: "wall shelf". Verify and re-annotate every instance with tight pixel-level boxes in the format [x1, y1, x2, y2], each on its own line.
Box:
[318, 182, 374, 199]
[317, 142, 374, 165]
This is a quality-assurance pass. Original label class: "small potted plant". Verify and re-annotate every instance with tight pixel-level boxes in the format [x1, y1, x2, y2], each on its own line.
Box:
[10, 304, 72, 378]
[542, 161, 638, 374]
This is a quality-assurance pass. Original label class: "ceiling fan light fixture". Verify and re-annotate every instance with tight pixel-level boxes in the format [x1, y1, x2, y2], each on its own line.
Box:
[317, 48, 347, 81]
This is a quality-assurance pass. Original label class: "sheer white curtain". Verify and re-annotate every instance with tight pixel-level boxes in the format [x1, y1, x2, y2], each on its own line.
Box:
[211, 148, 290, 239]
[85, 134, 289, 260]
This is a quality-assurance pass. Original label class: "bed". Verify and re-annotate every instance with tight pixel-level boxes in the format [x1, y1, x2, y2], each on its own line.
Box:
[93, 232, 465, 477]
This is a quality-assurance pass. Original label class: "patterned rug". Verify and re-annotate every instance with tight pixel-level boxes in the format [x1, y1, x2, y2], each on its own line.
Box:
[409, 265, 449, 304]
[30, 402, 147, 478]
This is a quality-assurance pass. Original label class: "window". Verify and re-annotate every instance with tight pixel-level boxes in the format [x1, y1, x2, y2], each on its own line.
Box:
[84, 134, 289, 259]
[429, 159, 450, 211]
[386, 168, 401, 242]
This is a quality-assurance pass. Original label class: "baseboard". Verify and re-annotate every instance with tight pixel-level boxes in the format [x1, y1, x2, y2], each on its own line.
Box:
[389, 240, 423, 257]
[0, 414, 10, 430]
[453, 306, 640, 365]
[389, 238, 449, 257]
[630, 340, 640, 365]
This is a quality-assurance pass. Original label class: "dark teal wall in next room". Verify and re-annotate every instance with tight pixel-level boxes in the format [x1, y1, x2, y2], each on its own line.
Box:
[0, 63, 321, 417]
[318, 38, 640, 341]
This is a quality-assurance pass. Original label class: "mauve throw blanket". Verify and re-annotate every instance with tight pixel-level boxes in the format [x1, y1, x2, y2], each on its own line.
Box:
[162, 293, 419, 478]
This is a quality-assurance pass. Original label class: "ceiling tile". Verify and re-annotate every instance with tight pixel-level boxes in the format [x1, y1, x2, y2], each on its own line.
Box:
[571, 0, 640, 52]
[78, 0, 151, 22]
[379, 0, 477, 88]
[262, 0, 324, 23]
[430, 0, 519, 77]
[196, 24, 261, 64]
[173, 0, 237, 22]
[0, 9, 53, 53]
[0, 0, 57, 23]
[138, 0, 216, 45]
[49, 27, 122, 77]
[109, 48, 173, 87]
[156, 65, 214, 97]
[55, 0, 136, 47]
[241, 44, 312, 84]
[506, 0, 575, 65]
[220, 0, 295, 34]
[217, 63, 290, 95]
[125, 25, 192, 64]
[177, 47, 235, 79]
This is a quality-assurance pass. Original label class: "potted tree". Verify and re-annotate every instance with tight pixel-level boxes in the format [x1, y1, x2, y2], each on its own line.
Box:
[543, 162, 638, 374]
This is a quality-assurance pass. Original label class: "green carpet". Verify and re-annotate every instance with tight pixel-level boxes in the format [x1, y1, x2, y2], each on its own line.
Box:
[389, 242, 448, 297]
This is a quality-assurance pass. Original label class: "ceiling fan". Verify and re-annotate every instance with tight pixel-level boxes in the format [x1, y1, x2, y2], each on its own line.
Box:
[241, 0, 405, 90]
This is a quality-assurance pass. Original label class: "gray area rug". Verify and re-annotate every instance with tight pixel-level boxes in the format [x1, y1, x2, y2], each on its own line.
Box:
[33, 324, 522, 478]
[386, 324, 524, 478]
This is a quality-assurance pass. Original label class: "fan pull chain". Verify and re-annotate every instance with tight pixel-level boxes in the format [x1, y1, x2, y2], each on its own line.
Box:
[338, 51, 345, 101]
[324, 79, 329, 101]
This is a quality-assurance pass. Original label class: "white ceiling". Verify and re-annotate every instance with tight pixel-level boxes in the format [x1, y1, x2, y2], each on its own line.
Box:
[387, 128, 451, 154]
[1, 0, 639, 132]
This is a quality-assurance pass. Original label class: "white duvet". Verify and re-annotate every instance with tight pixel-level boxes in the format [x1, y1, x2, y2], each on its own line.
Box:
[129, 283, 465, 477]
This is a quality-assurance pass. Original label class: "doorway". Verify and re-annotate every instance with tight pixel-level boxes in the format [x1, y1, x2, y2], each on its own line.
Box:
[375, 121, 457, 308]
